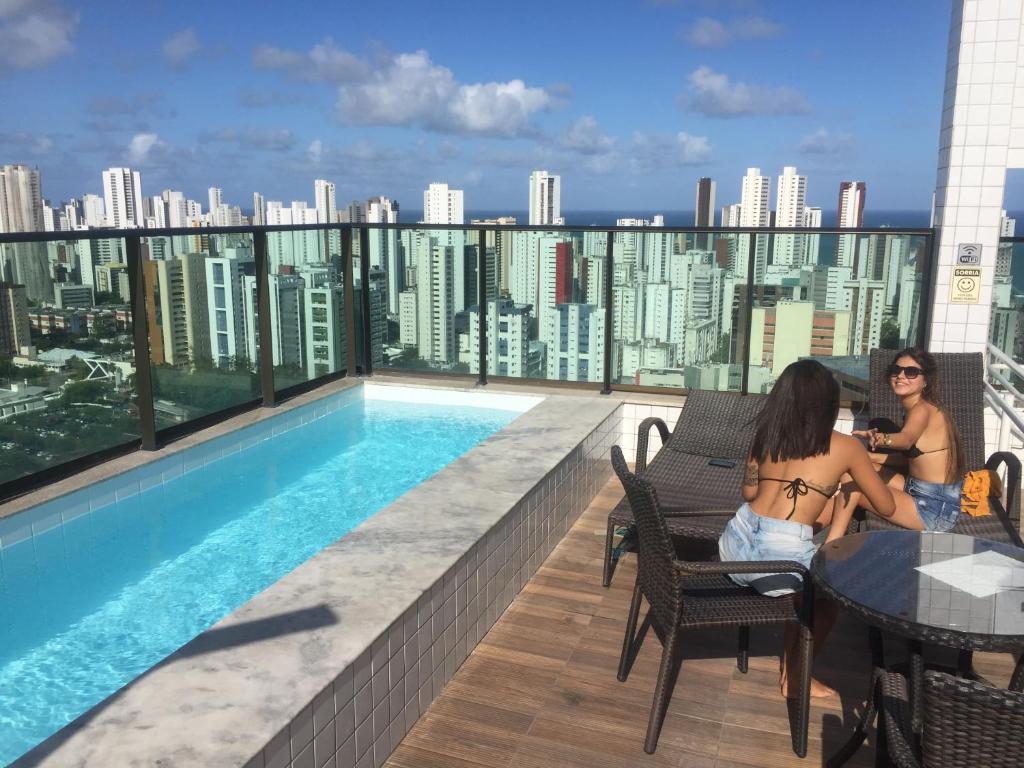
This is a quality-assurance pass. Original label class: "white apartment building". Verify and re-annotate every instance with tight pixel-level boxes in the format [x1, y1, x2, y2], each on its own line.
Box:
[206, 255, 252, 368]
[415, 239, 456, 364]
[305, 284, 346, 379]
[543, 303, 604, 383]
[528, 170, 564, 226]
[837, 180, 866, 268]
[772, 166, 808, 267]
[0, 164, 43, 233]
[244, 273, 305, 369]
[737, 167, 770, 282]
[314, 180, 337, 224]
[469, 298, 532, 377]
[423, 183, 463, 225]
[398, 289, 418, 347]
[102, 167, 143, 228]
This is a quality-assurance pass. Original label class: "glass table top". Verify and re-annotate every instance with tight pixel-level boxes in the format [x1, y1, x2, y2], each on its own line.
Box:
[812, 531, 1024, 639]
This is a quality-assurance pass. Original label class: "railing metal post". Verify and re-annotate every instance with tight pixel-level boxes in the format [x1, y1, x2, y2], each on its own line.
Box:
[254, 230, 276, 407]
[126, 233, 157, 450]
[359, 226, 373, 375]
[477, 226, 488, 386]
[602, 231, 614, 395]
[342, 227, 357, 376]
[921, 229, 939, 350]
[740, 233, 757, 396]
[1000, 409, 1013, 453]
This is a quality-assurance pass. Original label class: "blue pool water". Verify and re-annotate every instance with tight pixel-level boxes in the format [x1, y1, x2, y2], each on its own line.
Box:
[0, 396, 519, 765]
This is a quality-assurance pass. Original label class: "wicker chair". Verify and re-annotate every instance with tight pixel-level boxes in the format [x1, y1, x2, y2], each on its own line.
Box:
[879, 669, 1024, 767]
[610, 446, 814, 756]
[861, 350, 1022, 546]
[603, 390, 767, 587]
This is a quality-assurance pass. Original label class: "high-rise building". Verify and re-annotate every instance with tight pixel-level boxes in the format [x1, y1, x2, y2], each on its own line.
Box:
[543, 303, 605, 382]
[102, 167, 144, 228]
[772, 166, 808, 267]
[423, 183, 463, 225]
[837, 181, 866, 268]
[0, 283, 31, 355]
[143, 253, 211, 366]
[694, 177, 716, 249]
[366, 196, 399, 223]
[314, 179, 337, 224]
[737, 167, 770, 281]
[253, 193, 266, 226]
[0, 165, 43, 233]
[208, 188, 224, 223]
[469, 298, 532, 377]
[304, 284, 346, 378]
[528, 170, 563, 226]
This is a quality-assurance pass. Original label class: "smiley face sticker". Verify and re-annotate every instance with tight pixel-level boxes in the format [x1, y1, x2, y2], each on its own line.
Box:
[950, 267, 982, 303]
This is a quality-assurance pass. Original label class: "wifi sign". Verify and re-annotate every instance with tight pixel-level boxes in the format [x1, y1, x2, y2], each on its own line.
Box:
[957, 243, 982, 265]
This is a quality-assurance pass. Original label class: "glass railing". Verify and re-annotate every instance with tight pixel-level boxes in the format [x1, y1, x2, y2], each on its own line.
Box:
[0, 222, 935, 500]
[992, 237, 1024, 379]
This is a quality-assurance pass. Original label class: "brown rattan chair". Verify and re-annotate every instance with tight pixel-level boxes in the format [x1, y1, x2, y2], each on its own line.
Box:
[862, 350, 1022, 546]
[611, 445, 814, 756]
[879, 669, 1024, 767]
[603, 390, 767, 587]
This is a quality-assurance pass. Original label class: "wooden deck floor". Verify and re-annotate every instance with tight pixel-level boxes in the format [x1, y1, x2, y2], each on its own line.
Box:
[385, 474, 1016, 768]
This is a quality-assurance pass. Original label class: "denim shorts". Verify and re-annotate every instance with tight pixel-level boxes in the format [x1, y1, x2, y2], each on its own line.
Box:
[906, 476, 961, 532]
[718, 503, 816, 597]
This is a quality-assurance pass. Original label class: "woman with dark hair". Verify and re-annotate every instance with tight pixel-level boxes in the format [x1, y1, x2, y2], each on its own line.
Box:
[718, 359, 895, 697]
[836, 347, 966, 531]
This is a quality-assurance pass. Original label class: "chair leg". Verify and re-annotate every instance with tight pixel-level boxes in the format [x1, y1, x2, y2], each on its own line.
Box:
[644, 626, 680, 754]
[737, 626, 750, 673]
[1011, 654, 1024, 692]
[791, 619, 813, 758]
[618, 577, 644, 682]
[602, 519, 617, 587]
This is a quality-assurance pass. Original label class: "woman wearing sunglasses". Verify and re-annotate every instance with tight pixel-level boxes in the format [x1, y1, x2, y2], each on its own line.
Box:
[836, 347, 966, 531]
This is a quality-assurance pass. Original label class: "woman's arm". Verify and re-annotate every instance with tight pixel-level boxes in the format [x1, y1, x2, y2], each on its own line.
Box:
[742, 459, 758, 502]
[849, 443, 896, 517]
[875, 403, 930, 451]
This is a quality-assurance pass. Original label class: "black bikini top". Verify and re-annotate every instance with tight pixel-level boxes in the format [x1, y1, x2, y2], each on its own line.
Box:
[759, 477, 838, 520]
[905, 444, 949, 459]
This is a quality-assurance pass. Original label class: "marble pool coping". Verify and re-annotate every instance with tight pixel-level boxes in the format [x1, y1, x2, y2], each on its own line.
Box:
[13, 379, 620, 767]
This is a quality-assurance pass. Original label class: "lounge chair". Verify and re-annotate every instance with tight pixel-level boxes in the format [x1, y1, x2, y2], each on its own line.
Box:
[603, 389, 766, 587]
[861, 350, 1022, 545]
[611, 446, 814, 756]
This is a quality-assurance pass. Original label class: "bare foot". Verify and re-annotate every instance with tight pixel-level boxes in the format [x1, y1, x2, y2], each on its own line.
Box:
[779, 676, 837, 699]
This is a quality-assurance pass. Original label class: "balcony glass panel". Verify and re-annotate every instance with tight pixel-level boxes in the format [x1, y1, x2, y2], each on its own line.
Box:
[141, 233, 260, 429]
[0, 237, 141, 485]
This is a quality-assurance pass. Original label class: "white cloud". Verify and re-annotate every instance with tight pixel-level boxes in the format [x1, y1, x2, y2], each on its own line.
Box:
[631, 131, 712, 172]
[684, 16, 782, 47]
[800, 127, 855, 156]
[252, 38, 368, 83]
[558, 116, 616, 155]
[682, 66, 811, 117]
[256, 40, 554, 138]
[127, 133, 163, 164]
[307, 139, 323, 164]
[162, 28, 199, 69]
[0, 0, 76, 74]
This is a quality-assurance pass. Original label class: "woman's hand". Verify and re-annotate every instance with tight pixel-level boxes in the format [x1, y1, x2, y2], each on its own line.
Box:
[852, 427, 879, 450]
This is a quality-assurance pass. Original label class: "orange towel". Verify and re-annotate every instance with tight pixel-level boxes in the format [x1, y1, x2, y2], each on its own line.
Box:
[960, 469, 1004, 517]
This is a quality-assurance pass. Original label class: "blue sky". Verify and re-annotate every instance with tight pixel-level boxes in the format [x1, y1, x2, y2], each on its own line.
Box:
[0, 0, 963, 213]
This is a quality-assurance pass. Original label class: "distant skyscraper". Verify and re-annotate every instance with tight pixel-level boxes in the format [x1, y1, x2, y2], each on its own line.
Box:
[694, 177, 716, 249]
[0, 283, 31, 355]
[423, 183, 464, 225]
[529, 170, 563, 226]
[102, 167, 143, 228]
[208, 188, 224, 222]
[314, 179, 337, 224]
[837, 181, 866, 268]
[772, 166, 808, 267]
[366, 196, 399, 223]
[0, 164, 43, 233]
[252, 192, 265, 226]
[737, 167, 770, 281]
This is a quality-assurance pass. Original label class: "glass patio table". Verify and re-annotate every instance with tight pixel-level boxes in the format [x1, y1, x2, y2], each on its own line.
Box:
[812, 530, 1024, 766]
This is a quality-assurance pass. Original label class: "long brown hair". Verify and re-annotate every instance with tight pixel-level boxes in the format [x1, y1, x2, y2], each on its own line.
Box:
[751, 359, 839, 463]
[892, 347, 965, 482]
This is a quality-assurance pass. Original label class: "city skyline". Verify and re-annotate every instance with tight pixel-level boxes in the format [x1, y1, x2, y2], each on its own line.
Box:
[1, 1, 995, 210]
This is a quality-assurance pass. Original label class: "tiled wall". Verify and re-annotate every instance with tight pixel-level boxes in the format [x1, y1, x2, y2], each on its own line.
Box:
[245, 406, 623, 768]
[930, 0, 1024, 352]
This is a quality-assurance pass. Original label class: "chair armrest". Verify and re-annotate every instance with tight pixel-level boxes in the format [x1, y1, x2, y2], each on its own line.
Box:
[662, 506, 735, 518]
[674, 559, 807, 577]
[986, 450, 1021, 528]
[636, 417, 671, 473]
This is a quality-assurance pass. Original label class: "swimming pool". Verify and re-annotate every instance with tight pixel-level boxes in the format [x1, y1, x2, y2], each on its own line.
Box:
[0, 386, 532, 765]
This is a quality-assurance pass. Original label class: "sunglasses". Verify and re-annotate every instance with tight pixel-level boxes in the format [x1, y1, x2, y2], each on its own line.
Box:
[887, 364, 924, 379]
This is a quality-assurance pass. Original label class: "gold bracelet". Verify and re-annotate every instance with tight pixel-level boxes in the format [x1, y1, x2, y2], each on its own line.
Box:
[882, 433, 893, 447]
